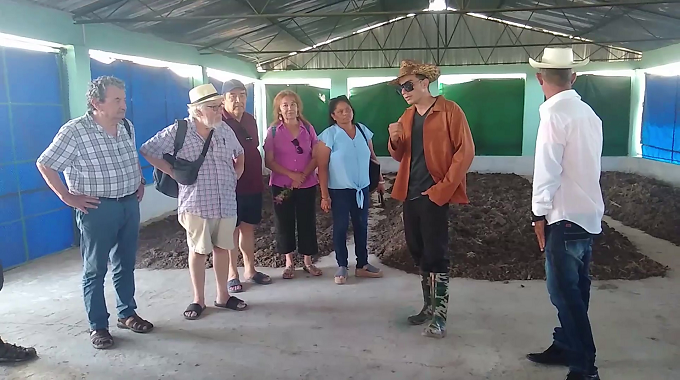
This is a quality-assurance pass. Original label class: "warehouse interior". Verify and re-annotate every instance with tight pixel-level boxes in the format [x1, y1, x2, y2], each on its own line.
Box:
[1, 0, 680, 379]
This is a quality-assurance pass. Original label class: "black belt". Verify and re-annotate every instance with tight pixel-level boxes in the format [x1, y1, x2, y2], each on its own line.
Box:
[101, 193, 136, 201]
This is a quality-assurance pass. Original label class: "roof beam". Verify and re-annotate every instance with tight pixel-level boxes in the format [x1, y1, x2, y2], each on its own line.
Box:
[233, 0, 314, 50]
[72, 0, 128, 17]
[73, 1, 680, 24]
[197, 0, 349, 51]
[232, 38, 679, 55]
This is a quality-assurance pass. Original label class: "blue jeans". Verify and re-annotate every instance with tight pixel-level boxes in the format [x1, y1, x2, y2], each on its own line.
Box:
[75, 194, 140, 331]
[545, 220, 597, 375]
[329, 187, 369, 268]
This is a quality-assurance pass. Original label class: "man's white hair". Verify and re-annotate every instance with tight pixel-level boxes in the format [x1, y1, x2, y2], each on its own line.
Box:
[187, 103, 205, 119]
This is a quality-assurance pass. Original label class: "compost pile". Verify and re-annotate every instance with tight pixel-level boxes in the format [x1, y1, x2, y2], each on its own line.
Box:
[601, 171, 680, 246]
[136, 177, 334, 269]
[370, 173, 668, 281]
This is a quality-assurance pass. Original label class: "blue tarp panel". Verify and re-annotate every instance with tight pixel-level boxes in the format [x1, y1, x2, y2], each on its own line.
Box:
[0, 47, 70, 269]
[208, 76, 255, 117]
[90, 59, 196, 181]
[641, 74, 680, 164]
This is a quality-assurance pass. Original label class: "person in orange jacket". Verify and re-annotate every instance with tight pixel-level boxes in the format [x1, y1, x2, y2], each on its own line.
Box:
[387, 59, 475, 339]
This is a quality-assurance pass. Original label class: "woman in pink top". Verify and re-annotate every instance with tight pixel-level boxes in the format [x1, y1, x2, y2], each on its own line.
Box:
[263, 90, 322, 279]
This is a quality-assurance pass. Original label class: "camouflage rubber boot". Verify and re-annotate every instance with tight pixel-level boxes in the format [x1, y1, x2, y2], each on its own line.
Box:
[422, 273, 449, 339]
[407, 272, 432, 325]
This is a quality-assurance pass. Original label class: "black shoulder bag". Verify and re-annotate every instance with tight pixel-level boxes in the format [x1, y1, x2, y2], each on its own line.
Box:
[153, 120, 213, 198]
[355, 124, 381, 193]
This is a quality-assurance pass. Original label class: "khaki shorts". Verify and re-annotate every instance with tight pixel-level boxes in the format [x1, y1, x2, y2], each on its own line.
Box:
[178, 213, 237, 254]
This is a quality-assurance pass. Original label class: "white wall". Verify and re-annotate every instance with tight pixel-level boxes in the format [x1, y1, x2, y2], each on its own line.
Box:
[139, 185, 177, 224]
[378, 156, 680, 186]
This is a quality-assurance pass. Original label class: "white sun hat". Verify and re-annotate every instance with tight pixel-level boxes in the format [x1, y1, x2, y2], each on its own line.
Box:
[529, 47, 589, 69]
[188, 83, 222, 105]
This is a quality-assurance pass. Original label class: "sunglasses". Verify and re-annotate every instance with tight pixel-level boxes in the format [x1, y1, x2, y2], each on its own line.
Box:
[395, 79, 422, 94]
[291, 138, 303, 154]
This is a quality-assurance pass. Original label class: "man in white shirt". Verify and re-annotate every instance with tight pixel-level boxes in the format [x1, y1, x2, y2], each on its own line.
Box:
[526, 47, 604, 380]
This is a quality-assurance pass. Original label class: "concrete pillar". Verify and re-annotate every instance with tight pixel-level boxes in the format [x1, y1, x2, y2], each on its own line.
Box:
[330, 73, 348, 98]
[628, 70, 645, 157]
[63, 44, 92, 118]
[521, 74, 544, 156]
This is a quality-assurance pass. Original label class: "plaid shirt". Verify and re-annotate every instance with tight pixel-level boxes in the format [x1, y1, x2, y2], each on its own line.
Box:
[140, 118, 244, 219]
[37, 113, 142, 198]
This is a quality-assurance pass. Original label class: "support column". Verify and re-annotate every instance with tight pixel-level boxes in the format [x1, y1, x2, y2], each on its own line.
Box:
[330, 72, 348, 98]
[522, 74, 544, 156]
[628, 70, 645, 157]
[63, 44, 92, 118]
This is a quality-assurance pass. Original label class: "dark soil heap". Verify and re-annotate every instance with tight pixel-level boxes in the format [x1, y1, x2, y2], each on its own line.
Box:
[370, 173, 669, 281]
[136, 172, 668, 281]
[136, 177, 334, 270]
[601, 171, 680, 246]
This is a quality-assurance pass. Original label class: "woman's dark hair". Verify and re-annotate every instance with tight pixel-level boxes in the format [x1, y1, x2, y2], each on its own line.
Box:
[328, 95, 356, 127]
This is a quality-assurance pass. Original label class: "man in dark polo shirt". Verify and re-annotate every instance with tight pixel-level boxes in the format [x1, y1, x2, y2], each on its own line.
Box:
[221, 79, 272, 292]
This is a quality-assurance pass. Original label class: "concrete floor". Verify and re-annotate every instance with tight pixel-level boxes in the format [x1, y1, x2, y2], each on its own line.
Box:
[1, 220, 679, 380]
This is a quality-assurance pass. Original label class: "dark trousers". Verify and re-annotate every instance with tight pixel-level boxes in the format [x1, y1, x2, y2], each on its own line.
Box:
[403, 196, 450, 273]
[545, 220, 597, 375]
[329, 187, 369, 268]
[75, 194, 140, 331]
[272, 185, 318, 256]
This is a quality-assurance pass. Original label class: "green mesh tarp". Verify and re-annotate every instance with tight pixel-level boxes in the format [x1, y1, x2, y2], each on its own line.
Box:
[349, 82, 408, 156]
[440, 78, 525, 156]
[265, 84, 331, 134]
[572, 75, 631, 156]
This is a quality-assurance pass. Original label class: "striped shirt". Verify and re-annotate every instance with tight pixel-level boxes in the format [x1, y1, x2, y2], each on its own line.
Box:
[140, 118, 244, 219]
[37, 113, 142, 198]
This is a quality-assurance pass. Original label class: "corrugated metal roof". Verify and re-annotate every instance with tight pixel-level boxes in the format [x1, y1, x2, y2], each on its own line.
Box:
[23, 0, 680, 69]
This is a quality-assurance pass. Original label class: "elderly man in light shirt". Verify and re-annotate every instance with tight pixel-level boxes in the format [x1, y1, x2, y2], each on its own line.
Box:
[37, 76, 153, 350]
[526, 47, 604, 380]
[140, 84, 248, 321]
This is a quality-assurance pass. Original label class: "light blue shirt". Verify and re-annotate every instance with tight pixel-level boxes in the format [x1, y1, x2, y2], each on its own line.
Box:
[318, 123, 374, 208]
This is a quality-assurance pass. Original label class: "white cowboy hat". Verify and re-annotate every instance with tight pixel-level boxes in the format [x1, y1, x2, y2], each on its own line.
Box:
[188, 83, 222, 105]
[529, 47, 589, 69]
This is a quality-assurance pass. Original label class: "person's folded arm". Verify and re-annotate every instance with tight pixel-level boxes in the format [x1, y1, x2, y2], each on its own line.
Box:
[139, 124, 177, 177]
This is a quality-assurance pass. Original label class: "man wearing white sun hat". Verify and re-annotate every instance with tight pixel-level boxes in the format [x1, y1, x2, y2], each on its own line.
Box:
[141, 83, 248, 321]
[526, 47, 604, 380]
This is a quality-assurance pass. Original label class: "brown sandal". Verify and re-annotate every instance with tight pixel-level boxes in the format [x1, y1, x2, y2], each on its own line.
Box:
[282, 266, 295, 279]
[303, 264, 323, 276]
[90, 329, 114, 350]
[117, 313, 154, 333]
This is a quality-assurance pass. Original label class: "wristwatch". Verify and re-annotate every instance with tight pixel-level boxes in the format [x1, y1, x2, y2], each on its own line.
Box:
[531, 211, 545, 226]
[140, 177, 147, 186]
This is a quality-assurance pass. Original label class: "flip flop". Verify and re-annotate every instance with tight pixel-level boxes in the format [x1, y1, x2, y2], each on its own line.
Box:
[228, 278, 243, 293]
[214, 296, 248, 311]
[184, 303, 206, 320]
[245, 271, 272, 285]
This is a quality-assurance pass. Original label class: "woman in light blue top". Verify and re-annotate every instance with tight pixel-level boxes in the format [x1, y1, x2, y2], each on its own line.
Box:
[315, 96, 385, 285]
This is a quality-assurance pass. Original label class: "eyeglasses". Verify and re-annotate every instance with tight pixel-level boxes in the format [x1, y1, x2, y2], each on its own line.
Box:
[395, 79, 421, 94]
[205, 103, 223, 112]
[291, 138, 303, 154]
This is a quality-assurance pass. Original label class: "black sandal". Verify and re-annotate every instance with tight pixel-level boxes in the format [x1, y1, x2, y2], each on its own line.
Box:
[184, 303, 206, 320]
[90, 329, 114, 350]
[117, 313, 154, 333]
[0, 340, 38, 362]
[214, 296, 248, 311]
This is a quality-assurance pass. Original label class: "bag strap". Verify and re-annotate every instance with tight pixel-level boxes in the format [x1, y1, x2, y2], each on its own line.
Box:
[173, 119, 188, 156]
[225, 118, 252, 141]
[122, 118, 132, 138]
[356, 123, 368, 143]
[199, 129, 215, 157]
